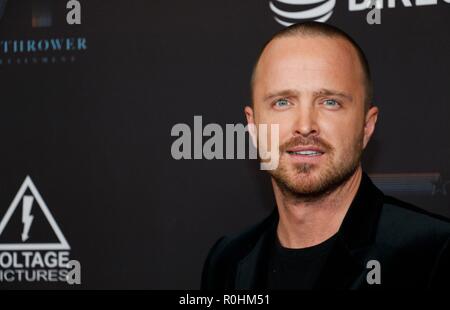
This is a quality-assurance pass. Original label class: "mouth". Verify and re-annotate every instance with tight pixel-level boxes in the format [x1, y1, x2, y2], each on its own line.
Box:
[286, 146, 324, 156]
[285, 146, 325, 163]
[287, 150, 324, 156]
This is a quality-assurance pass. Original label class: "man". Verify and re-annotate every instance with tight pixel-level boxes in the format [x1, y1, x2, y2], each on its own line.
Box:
[201, 22, 450, 289]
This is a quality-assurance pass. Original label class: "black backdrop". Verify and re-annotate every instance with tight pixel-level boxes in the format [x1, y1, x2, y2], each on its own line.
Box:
[0, 0, 449, 289]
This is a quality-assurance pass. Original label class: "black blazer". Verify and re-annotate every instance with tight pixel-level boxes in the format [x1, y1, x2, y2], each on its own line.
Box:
[201, 173, 450, 289]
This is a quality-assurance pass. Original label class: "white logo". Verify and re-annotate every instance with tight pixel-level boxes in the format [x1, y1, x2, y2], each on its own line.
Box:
[66, 0, 82, 25]
[170, 116, 281, 170]
[366, 259, 381, 285]
[0, 176, 70, 251]
[269, 0, 336, 26]
[270, 0, 450, 26]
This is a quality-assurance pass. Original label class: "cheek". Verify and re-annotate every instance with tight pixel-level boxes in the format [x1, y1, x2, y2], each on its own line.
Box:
[318, 113, 364, 151]
[256, 110, 293, 143]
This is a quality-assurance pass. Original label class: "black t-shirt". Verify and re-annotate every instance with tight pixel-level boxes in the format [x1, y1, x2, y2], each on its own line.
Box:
[267, 232, 338, 289]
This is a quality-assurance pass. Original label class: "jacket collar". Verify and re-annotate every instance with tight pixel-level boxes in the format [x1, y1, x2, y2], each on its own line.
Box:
[338, 171, 385, 250]
[235, 172, 385, 289]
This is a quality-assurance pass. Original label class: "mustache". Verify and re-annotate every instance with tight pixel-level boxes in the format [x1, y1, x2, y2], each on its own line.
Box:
[280, 135, 333, 153]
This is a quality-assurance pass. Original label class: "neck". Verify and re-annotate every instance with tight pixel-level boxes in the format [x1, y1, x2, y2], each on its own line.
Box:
[273, 166, 363, 249]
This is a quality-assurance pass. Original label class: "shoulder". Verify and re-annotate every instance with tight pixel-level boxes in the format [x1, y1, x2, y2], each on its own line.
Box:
[376, 194, 450, 271]
[375, 195, 450, 286]
[201, 210, 276, 289]
[379, 195, 450, 243]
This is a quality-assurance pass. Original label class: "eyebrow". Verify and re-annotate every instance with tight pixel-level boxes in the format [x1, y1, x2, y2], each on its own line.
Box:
[263, 88, 353, 102]
[314, 88, 353, 102]
[263, 89, 300, 102]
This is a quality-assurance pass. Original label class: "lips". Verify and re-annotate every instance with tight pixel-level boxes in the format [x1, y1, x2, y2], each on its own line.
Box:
[286, 146, 325, 156]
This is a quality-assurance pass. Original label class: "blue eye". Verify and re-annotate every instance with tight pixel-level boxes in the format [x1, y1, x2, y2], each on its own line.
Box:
[323, 99, 339, 107]
[274, 98, 289, 108]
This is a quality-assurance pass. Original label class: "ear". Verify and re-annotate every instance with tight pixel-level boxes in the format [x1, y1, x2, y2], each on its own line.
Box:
[245, 105, 257, 147]
[245, 105, 255, 125]
[363, 105, 379, 149]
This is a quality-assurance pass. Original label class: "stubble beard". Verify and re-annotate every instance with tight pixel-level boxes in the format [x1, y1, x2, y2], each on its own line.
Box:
[268, 134, 364, 200]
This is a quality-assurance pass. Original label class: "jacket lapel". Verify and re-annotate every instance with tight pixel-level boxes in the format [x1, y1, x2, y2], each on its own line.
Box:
[234, 172, 385, 289]
[313, 236, 367, 289]
[315, 172, 385, 289]
[235, 215, 277, 289]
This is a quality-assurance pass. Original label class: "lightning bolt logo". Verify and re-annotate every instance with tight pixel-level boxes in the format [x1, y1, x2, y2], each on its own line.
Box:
[21, 195, 35, 242]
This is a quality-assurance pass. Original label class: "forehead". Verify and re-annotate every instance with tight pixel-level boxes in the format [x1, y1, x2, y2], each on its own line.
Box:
[253, 35, 364, 97]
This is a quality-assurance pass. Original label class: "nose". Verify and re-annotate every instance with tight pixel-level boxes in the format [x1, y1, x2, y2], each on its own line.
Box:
[293, 103, 319, 137]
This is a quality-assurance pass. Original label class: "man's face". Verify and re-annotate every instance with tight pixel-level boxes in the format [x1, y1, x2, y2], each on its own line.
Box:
[246, 36, 378, 197]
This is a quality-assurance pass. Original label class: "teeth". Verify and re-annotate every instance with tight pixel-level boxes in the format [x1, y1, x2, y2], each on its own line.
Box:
[291, 150, 321, 156]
